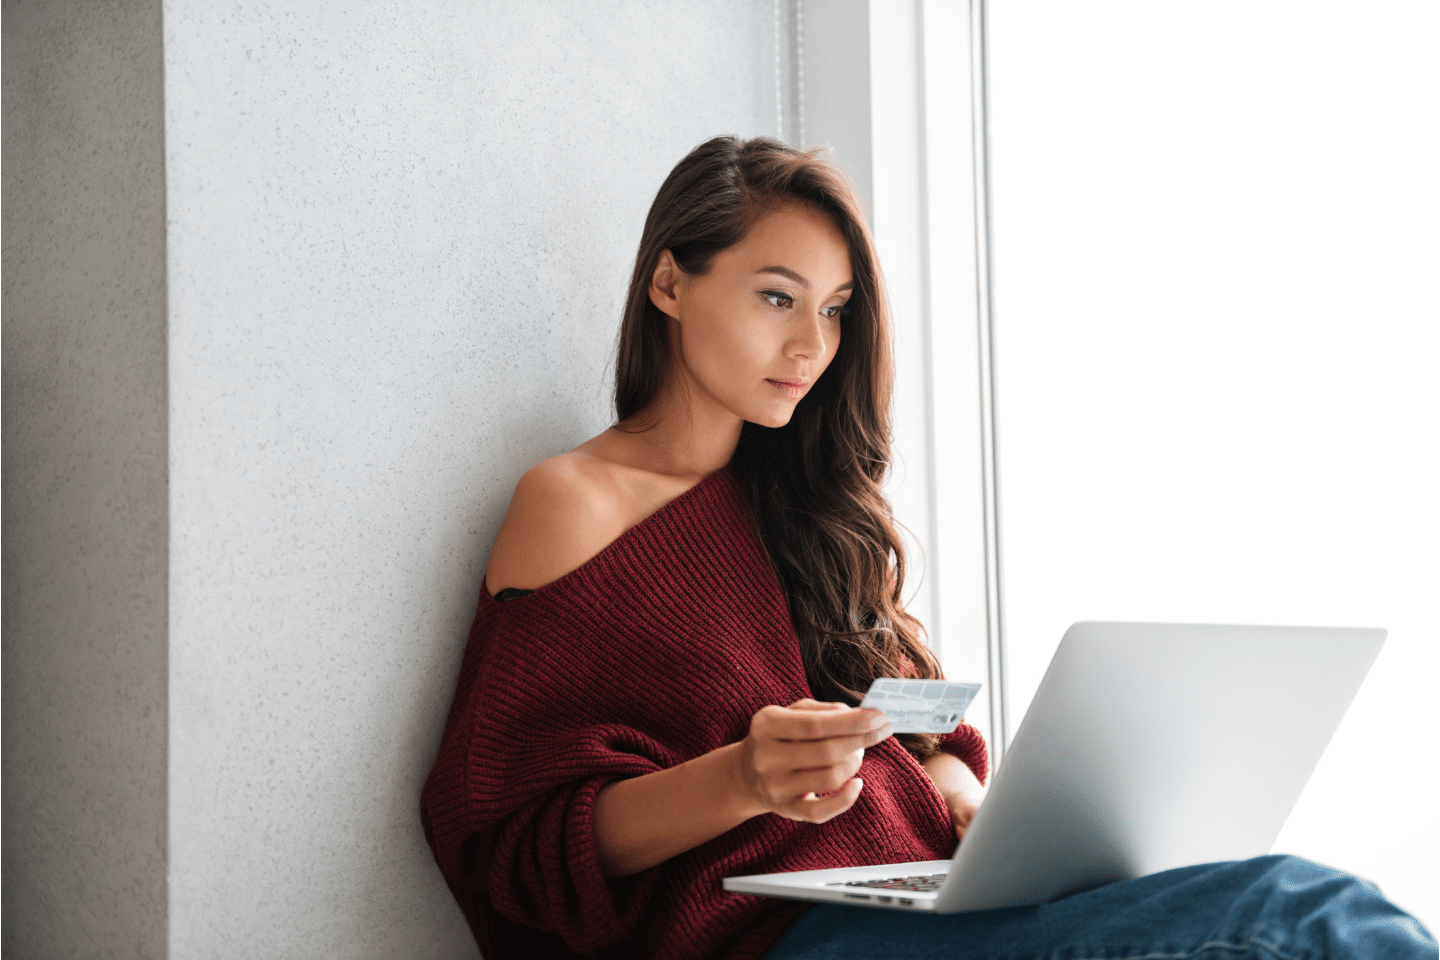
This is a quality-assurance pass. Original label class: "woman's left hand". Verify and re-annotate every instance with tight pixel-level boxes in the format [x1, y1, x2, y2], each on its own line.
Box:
[919, 750, 987, 841]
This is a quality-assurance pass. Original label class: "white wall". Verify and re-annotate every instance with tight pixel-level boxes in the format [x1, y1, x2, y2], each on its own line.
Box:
[162, 3, 792, 955]
[4, 1, 796, 956]
[2, 3, 169, 957]
[988, 0, 1438, 927]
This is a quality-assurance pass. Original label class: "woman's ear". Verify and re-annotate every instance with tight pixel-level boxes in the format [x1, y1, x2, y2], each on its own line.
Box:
[649, 250, 683, 321]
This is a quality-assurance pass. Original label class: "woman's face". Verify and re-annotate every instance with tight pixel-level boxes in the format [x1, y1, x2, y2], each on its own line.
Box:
[651, 201, 853, 429]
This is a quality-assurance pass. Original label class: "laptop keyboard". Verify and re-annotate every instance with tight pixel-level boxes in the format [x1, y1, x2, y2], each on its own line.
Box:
[827, 873, 946, 893]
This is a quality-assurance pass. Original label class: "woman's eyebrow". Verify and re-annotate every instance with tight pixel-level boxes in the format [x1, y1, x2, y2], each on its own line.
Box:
[756, 266, 854, 293]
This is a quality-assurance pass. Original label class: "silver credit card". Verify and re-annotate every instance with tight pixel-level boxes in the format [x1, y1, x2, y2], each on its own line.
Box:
[860, 678, 982, 734]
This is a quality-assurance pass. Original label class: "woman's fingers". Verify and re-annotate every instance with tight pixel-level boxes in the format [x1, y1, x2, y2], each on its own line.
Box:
[759, 702, 890, 742]
[776, 777, 865, 824]
[740, 700, 892, 821]
[777, 730, 881, 771]
[776, 744, 865, 790]
[747, 755, 860, 810]
[746, 728, 886, 787]
[949, 794, 982, 840]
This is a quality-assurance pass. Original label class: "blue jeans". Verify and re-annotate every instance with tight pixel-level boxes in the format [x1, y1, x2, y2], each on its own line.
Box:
[762, 855, 1435, 959]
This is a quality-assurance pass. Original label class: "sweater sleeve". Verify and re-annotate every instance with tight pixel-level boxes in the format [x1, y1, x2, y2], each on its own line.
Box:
[421, 601, 691, 953]
[483, 732, 669, 951]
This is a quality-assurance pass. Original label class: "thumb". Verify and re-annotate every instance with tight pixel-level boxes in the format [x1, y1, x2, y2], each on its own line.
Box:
[787, 698, 851, 712]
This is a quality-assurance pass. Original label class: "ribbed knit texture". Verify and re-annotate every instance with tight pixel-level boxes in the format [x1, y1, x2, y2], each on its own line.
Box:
[420, 466, 989, 960]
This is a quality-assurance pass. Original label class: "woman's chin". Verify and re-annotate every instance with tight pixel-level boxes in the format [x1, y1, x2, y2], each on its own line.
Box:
[747, 408, 797, 429]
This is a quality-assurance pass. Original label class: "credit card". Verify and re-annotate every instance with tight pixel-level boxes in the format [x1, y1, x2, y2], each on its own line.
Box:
[860, 678, 982, 734]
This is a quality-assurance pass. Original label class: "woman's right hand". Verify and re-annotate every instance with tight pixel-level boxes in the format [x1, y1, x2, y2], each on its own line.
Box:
[593, 698, 892, 878]
[731, 698, 893, 824]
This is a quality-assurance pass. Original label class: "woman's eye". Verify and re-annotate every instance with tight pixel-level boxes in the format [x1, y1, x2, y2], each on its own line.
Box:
[823, 304, 847, 320]
[763, 291, 794, 310]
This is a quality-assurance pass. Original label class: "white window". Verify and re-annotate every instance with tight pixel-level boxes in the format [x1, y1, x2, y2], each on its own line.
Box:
[987, 0, 1438, 926]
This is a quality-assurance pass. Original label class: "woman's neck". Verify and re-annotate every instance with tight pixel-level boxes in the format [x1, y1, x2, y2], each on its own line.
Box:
[607, 377, 743, 480]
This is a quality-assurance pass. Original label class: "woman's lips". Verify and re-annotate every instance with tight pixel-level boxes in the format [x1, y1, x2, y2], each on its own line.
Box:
[766, 378, 806, 400]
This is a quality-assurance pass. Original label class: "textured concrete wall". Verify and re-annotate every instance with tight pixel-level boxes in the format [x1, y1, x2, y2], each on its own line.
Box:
[2, 2, 170, 957]
[162, 2, 791, 956]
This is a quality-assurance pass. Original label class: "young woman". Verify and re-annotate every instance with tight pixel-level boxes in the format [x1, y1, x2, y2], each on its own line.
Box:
[421, 136, 1433, 960]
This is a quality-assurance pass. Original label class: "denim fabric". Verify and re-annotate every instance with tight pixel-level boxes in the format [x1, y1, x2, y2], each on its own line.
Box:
[762, 855, 1435, 960]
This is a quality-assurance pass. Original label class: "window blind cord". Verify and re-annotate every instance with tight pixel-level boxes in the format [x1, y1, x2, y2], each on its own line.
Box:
[773, 0, 785, 142]
[796, 0, 805, 147]
[773, 0, 806, 146]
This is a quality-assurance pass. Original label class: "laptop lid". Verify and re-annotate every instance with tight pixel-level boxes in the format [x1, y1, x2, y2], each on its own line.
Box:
[936, 621, 1385, 912]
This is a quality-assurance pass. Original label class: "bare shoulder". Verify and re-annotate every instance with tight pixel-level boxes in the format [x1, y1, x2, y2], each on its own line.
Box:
[484, 453, 629, 595]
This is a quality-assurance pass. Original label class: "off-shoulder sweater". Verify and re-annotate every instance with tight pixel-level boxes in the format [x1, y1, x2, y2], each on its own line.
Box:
[420, 465, 989, 960]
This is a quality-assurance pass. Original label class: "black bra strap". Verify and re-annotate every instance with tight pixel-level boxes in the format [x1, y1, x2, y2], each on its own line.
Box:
[493, 587, 535, 602]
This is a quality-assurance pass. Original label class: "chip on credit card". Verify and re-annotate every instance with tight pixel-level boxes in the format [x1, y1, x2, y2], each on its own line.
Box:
[859, 678, 982, 734]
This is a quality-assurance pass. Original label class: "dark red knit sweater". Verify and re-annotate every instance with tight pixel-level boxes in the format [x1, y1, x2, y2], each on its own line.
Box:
[420, 465, 989, 960]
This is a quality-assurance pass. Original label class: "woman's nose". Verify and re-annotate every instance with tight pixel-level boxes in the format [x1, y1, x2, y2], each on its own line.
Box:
[786, 315, 828, 362]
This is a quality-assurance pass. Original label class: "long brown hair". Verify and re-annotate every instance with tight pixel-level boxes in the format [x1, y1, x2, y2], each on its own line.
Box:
[614, 136, 946, 761]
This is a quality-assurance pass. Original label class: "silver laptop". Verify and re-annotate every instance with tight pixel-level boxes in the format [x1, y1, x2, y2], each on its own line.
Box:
[724, 621, 1385, 913]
